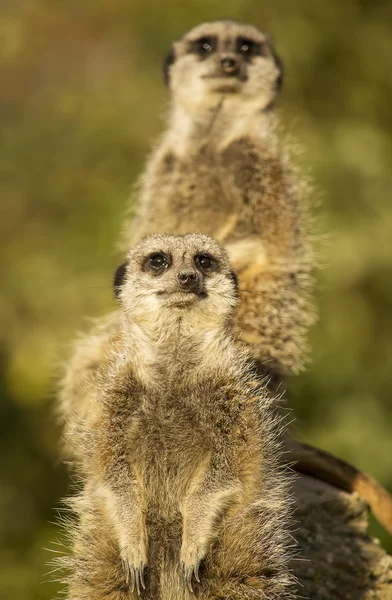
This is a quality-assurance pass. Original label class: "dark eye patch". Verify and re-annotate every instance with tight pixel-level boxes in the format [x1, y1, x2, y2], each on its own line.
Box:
[236, 37, 265, 58]
[143, 252, 172, 275]
[189, 36, 217, 58]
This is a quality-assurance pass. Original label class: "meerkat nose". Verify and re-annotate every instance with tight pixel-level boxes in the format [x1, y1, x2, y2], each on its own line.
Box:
[220, 55, 238, 74]
[177, 270, 200, 292]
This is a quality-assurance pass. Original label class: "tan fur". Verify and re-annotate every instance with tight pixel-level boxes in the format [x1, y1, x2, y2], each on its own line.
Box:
[58, 235, 295, 600]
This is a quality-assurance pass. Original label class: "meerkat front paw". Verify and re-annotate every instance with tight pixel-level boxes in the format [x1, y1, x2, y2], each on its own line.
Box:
[180, 540, 204, 592]
[121, 545, 147, 595]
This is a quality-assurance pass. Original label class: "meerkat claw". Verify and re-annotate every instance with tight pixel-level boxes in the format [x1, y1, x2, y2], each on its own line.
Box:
[181, 560, 201, 592]
[122, 558, 131, 585]
[122, 558, 146, 594]
[193, 561, 200, 583]
[139, 564, 146, 590]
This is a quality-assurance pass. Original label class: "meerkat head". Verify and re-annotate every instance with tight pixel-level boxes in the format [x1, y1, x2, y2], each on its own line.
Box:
[114, 234, 238, 329]
[163, 20, 283, 115]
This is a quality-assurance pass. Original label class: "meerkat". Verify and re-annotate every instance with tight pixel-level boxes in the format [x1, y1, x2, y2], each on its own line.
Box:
[123, 19, 314, 377]
[61, 234, 295, 600]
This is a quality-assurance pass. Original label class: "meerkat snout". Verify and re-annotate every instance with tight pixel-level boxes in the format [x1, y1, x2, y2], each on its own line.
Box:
[177, 268, 202, 293]
[220, 55, 239, 75]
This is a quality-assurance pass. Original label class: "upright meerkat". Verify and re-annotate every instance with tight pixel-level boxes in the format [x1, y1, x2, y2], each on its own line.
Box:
[61, 234, 295, 600]
[124, 19, 313, 376]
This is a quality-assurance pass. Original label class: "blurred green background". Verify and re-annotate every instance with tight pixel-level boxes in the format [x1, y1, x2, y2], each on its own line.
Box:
[1, 0, 391, 598]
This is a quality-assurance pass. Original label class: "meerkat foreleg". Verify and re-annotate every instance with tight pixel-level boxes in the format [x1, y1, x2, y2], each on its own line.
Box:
[94, 404, 148, 597]
[180, 458, 241, 591]
[101, 475, 147, 595]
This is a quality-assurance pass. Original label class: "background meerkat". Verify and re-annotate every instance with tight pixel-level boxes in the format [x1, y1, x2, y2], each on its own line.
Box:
[123, 19, 314, 378]
[61, 234, 295, 600]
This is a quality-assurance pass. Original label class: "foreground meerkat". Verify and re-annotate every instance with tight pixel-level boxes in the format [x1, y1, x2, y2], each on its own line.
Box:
[62, 234, 295, 600]
[124, 19, 313, 376]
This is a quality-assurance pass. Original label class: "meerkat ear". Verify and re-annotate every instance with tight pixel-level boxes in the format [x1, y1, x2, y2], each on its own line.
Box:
[229, 270, 239, 296]
[162, 46, 176, 86]
[113, 260, 129, 299]
[270, 43, 284, 92]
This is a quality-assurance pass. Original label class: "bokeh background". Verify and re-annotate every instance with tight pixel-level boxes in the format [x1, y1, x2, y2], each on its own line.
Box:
[1, 0, 392, 598]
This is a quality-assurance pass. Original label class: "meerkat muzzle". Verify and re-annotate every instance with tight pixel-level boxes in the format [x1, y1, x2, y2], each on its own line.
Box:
[177, 269, 202, 294]
[220, 55, 239, 75]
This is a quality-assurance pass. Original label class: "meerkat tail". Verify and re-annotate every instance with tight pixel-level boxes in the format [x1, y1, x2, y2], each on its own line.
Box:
[289, 440, 392, 535]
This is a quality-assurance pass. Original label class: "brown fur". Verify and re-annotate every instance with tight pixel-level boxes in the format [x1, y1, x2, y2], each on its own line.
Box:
[58, 235, 295, 600]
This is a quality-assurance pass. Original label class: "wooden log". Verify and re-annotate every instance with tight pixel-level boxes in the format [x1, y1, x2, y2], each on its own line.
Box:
[292, 474, 392, 599]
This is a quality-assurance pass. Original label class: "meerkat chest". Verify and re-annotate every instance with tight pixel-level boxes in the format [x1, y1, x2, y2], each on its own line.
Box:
[127, 382, 240, 477]
[149, 142, 258, 240]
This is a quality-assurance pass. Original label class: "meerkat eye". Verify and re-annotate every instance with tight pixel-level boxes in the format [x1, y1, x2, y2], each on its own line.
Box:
[145, 252, 170, 272]
[237, 38, 263, 57]
[191, 36, 217, 57]
[195, 253, 216, 272]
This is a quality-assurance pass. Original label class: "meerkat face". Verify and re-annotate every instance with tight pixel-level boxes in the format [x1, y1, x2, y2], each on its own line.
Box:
[114, 234, 238, 327]
[164, 20, 283, 114]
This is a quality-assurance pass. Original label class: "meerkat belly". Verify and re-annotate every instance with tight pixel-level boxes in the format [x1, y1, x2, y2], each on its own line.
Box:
[130, 393, 211, 514]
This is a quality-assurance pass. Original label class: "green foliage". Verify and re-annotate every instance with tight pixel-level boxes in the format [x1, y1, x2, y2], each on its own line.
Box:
[1, 1, 391, 597]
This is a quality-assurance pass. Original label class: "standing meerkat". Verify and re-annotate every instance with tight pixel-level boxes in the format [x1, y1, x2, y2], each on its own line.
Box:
[124, 19, 313, 377]
[61, 234, 295, 600]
